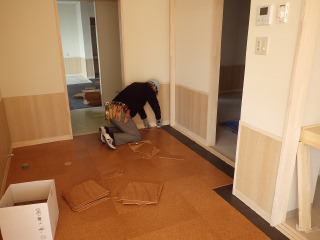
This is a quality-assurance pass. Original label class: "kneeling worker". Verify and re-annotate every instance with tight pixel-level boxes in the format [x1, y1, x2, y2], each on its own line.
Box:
[98, 79, 162, 150]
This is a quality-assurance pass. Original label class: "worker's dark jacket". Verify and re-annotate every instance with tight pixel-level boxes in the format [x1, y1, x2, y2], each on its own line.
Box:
[113, 82, 161, 120]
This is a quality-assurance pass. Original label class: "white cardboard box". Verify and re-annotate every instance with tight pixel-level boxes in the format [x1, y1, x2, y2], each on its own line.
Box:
[0, 180, 59, 240]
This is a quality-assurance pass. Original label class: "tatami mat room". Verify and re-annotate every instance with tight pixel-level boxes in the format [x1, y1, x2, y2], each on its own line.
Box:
[4, 126, 288, 240]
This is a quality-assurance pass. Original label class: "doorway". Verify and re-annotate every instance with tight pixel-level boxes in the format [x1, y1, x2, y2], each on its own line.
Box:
[57, 0, 123, 136]
[212, 0, 251, 163]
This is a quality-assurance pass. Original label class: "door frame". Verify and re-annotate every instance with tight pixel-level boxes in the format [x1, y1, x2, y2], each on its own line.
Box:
[169, 0, 224, 147]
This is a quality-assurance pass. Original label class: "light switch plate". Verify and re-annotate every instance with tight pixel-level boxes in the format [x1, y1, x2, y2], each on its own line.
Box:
[255, 37, 268, 55]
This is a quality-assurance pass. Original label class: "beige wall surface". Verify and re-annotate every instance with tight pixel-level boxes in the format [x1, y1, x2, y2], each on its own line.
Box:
[240, 0, 302, 137]
[0, 0, 72, 146]
[0, 0, 65, 97]
[95, 1, 123, 103]
[303, 29, 320, 126]
[303, 26, 320, 177]
[120, 0, 169, 85]
[175, 0, 214, 93]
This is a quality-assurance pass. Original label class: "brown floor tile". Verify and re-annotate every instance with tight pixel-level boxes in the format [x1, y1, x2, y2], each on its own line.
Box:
[199, 193, 270, 239]
[55, 213, 127, 240]
[118, 187, 200, 239]
[128, 217, 221, 240]
[4, 128, 270, 240]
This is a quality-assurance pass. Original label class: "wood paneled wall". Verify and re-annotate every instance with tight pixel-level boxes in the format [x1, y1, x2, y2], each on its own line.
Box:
[219, 65, 245, 93]
[233, 122, 282, 221]
[0, 91, 12, 196]
[64, 57, 86, 75]
[175, 85, 208, 139]
[4, 93, 72, 148]
[86, 58, 95, 79]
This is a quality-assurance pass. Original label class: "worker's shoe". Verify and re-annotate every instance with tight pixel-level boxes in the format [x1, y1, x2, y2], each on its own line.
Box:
[104, 133, 116, 150]
[98, 126, 107, 143]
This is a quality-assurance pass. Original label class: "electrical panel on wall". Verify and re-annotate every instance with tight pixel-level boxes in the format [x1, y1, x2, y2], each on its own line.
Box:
[256, 4, 289, 26]
[256, 5, 273, 25]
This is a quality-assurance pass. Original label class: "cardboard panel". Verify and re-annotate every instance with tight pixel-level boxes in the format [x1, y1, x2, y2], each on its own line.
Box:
[0, 180, 59, 240]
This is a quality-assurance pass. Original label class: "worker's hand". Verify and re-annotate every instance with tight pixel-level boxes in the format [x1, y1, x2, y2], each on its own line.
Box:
[143, 118, 151, 129]
[156, 119, 162, 128]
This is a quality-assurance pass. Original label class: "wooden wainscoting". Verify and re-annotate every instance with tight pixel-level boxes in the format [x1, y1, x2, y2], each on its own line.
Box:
[86, 58, 95, 79]
[219, 65, 245, 93]
[175, 85, 208, 140]
[0, 90, 12, 196]
[233, 122, 282, 222]
[64, 57, 86, 75]
[133, 83, 170, 128]
[4, 93, 72, 148]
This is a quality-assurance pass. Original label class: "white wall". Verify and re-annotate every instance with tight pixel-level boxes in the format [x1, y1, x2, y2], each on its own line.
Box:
[80, 1, 95, 59]
[57, 2, 84, 58]
[175, 0, 214, 93]
[120, 0, 169, 85]
[76, 3, 85, 58]
[240, 0, 302, 137]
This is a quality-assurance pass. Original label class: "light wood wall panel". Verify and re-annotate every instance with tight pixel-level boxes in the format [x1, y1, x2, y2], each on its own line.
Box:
[64, 57, 86, 75]
[234, 123, 282, 221]
[219, 65, 245, 93]
[175, 85, 208, 139]
[0, 91, 12, 196]
[86, 58, 95, 79]
[133, 83, 169, 128]
[4, 93, 72, 147]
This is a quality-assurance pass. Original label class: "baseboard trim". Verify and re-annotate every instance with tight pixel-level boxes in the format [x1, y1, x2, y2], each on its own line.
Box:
[276, 223, 308, 240]
[162, 125, 234, 178]
[215, 184, 288, 240]
[233, 188, 271, 223]
[12, 135, 73, 148]
[172, 123, 235, 167]
[172, 123, 207, 146]
[207, 147, 235, 168]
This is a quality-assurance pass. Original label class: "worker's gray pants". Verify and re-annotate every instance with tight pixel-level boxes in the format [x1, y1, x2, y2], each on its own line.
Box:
[110, 111, 141, 146]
